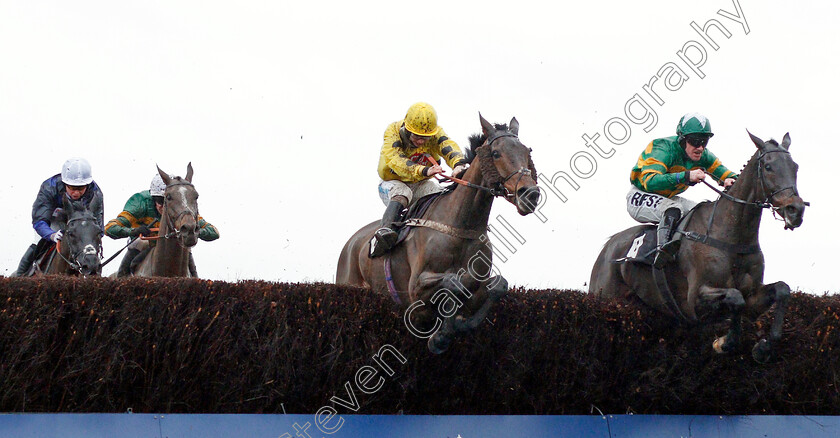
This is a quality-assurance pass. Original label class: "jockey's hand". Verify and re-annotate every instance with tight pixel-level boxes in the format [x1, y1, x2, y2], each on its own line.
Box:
[424, 164, 444, 177]
[723, 178, 736, 188]
[49, 230, 63, 243]
[688, 169, 707, 184]
[452, 164, 468, 178]
[130, 225, 152, 238]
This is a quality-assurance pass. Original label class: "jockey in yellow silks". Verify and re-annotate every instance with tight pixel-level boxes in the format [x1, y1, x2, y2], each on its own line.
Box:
[372, 102, 467, 257]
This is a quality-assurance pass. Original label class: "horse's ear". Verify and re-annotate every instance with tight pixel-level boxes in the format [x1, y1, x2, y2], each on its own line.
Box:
[509, 117, 519, 135]
[747, 130, 766, 150]
[781, 132, 791, 150]
[185, 162, 193, 183]
[63, 193, 74, 215]
[157, 165, 172, 186]
[479, 112, 496, 138]
[88, 193, 101, 214]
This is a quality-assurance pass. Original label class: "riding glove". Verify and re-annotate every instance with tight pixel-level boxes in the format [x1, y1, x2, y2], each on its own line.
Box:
[130, 225, 152, 237]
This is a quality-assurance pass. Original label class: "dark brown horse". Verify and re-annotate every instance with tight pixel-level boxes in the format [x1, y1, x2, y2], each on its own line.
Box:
[134, 163, 200, 277]
[589, 131, 807, 362]
[337, 114, 540, 353]
[41, 195, 103, 276]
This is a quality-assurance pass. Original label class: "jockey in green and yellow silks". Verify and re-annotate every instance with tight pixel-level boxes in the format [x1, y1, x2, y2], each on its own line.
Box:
[627, 113, 737, 268]
[372, 102, 468, 257]
[105, 174, 219, 277]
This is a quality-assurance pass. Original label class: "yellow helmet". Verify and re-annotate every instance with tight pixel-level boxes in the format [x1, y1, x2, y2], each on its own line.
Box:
[404, 102, 440, 136]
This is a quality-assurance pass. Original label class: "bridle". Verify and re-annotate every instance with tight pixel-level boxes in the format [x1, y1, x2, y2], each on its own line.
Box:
[160, 182, 199, 240]
[56, 216, 102, 275]
[701, 148, 808, 229]
[702, 149, 801, 211]
[485, 132, 534, 198]
[433, 131, 533, 198]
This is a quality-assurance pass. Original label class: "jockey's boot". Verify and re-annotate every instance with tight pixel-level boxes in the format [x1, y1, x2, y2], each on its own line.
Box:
[12, 244, 38, 277]
[371, 199, 405, 257]
[130, 248, 150, 273]
[188, 253, 198, 277]
[653, 207, 682, 269]
[117, 248, 141, 277]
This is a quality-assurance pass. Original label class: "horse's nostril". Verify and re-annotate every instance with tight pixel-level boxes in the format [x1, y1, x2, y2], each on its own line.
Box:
[785, 205, 800, 216]
[517, 187, 541, 206]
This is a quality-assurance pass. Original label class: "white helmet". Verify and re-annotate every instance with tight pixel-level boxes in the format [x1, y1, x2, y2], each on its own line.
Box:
[150, 174, 167, 196]
[61, 157, 93, 186]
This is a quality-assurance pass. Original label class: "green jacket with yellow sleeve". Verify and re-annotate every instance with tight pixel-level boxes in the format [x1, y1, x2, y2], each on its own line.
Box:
[104, 190, 219, 241]
[630, 136, 737, 198]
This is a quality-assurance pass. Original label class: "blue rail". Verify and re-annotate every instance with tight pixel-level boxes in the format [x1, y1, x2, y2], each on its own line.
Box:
[0, 414, 838, 437]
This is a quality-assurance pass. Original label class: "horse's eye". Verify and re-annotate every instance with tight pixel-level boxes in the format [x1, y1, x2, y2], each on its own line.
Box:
[491, 150, 501, 159]
[764, 164, 772, 171]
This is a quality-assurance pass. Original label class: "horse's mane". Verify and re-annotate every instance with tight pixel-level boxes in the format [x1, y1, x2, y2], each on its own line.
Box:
[465, 124, 509, 183]
[465, 123, 509, 163]
[739, 138, 781, 174]
[463, 122, 537, 187]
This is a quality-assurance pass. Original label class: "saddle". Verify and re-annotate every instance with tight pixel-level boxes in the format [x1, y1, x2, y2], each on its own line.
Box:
[613, 208, 697, 266]
[27, 240, 57, 276]
[367, 187, 453, 258]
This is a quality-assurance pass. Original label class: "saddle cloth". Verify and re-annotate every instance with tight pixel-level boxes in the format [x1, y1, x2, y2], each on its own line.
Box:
[613, 207, 697, 266]
[615, 226, 659, 265]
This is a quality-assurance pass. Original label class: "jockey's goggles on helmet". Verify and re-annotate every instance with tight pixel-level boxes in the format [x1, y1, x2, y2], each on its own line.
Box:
[685, 134, 710, 147]
[66, 184, 87, 191]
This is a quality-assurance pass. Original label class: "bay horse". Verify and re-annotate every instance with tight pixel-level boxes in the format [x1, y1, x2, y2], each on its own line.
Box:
[40, 195, 103, 276]
[133, 163, 200, 277]
[589, 131, 807, 362]
[337, 114, 540, 353]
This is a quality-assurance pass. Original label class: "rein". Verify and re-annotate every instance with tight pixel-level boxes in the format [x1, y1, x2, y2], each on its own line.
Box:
[55, 237, 100, 275]
[424, 131, 533, 198]
[701, 148, 809, 225]
[684, 148, 806, 253]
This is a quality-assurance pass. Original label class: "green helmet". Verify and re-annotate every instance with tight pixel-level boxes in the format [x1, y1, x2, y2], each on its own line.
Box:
[676, 113, 714, 141]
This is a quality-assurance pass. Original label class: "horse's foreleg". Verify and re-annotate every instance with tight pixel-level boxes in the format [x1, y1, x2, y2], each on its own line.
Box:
[451, 275, 508, 332]
[749, 281, 791, 363]
[413, 272, 466, 354]
[697, 285, 746, 354]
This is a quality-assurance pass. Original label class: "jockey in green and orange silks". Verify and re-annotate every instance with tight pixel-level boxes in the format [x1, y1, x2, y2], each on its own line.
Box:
[372, 102, 468, 257]
[627, 113, 737, 268]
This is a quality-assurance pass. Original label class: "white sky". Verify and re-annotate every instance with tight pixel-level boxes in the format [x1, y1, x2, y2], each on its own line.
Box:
[1, 0, 837, 293]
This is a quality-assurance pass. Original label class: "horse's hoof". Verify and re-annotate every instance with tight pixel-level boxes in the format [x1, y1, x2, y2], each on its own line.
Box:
[712, 336, 727, 354]
[752, 339, 772, 364]
[427, 333, 451, 355]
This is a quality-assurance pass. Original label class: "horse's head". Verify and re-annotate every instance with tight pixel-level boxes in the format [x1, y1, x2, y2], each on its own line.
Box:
[157, 163, 200, 247]
[748, 131, 806, 229]
[62, 195, 102, 276]
[470, 113, 540, 215]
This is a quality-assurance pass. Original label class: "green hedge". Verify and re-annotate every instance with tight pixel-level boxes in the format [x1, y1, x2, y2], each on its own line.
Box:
[0, 277, 837, 414]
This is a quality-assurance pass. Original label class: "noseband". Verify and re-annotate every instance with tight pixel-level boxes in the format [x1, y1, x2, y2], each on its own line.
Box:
[161, 182, 199, 239]
[482, 132, 534, 198]
[57, 216, 102, 274]
[705, 149, 798, 210]
[756, 149, 800, 207]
